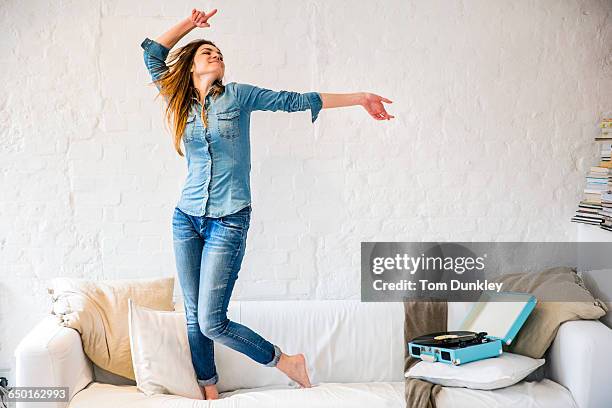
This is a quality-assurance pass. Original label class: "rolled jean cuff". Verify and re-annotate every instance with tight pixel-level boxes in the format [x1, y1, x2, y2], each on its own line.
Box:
[265, 344, 282, 367]
[197, 373, 218, 386]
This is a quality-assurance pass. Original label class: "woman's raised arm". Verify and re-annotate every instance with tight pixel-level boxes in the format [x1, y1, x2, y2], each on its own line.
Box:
[141, 9, 217, 87]
[155, 9, 217, 50]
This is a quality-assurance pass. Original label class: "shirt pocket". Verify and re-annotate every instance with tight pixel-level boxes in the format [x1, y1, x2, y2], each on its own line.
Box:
[184, 113, 207, 143]
[216, 109, 241, 140]
[183, 114, 197, 143]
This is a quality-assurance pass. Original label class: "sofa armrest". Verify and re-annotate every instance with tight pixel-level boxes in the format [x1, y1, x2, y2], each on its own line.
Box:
[14, 315, 93, 408]
[547, 320, 612, 408]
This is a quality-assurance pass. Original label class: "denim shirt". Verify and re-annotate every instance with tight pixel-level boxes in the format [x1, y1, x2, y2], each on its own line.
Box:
[140, 37, 323, 217]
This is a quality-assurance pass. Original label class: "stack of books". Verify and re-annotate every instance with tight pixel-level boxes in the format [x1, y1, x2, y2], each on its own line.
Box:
[601, 193, 612, 231]
[571, 118, 612, 228]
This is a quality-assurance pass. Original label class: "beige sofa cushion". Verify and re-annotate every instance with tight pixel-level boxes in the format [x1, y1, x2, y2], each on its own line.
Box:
[495, 266, 607, 358]
[50, 276, 175, 380]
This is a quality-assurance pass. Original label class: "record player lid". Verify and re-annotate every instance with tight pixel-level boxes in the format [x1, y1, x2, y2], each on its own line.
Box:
[458, 291, 537, 345]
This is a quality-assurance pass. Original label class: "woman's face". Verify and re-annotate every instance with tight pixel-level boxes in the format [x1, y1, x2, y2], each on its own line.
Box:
[191, 44, 225, 81]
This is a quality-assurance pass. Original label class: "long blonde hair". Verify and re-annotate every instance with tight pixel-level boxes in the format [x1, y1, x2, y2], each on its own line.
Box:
[152, 39, 225, 156]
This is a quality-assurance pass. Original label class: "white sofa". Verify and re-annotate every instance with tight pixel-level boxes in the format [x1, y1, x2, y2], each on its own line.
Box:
[14, 300, 612, 408]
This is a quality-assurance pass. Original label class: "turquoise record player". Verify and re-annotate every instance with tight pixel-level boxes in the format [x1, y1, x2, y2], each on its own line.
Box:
[408, 291, 537, 365]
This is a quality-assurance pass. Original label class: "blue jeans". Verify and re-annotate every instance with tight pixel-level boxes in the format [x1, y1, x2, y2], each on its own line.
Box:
[172, 204, 282, 386]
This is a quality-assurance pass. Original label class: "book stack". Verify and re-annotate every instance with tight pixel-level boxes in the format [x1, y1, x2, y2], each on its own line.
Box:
[601, 193, 612, 231]
[571, 167, 606, 225]
[571, 118, 612, 228]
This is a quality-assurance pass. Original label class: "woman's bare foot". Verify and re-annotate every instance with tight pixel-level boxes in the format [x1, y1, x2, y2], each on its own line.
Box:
[201, 384, 219, 400]
[276, 352, 312, 388]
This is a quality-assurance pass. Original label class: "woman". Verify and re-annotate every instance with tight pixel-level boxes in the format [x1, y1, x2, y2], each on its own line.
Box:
[141, 8, 394, 400]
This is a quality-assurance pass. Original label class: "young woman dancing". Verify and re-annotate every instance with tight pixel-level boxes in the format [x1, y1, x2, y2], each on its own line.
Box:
[141, 7, 394, 400]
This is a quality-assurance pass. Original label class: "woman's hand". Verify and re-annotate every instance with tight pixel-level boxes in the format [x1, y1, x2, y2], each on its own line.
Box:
[361, 93, 394, 121]
[190, 8, 217, 28]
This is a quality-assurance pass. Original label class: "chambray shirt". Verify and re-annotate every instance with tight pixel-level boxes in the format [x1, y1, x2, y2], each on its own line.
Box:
[140, 37, 323, 217]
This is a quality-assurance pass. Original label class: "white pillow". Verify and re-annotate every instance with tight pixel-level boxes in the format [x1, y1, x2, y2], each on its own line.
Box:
[405, 352, 545, 390]
[128, 299, 203, 399]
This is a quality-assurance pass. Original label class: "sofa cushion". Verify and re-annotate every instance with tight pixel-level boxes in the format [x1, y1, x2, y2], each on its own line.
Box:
[50, 276, 175, 381]
[210, 300, 405, 391]
[68, 381, 406, 408]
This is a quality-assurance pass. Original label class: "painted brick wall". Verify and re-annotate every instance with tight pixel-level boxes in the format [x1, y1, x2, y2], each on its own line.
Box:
[1, 0, 611, 383]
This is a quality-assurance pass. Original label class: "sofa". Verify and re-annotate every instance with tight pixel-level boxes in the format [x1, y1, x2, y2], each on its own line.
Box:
[15, 298, 612, 408]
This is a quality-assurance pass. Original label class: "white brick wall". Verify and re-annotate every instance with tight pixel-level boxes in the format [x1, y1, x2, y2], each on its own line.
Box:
[1, 0, 611, 383]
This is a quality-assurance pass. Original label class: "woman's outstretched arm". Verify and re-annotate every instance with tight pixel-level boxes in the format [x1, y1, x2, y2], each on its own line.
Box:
[320, 92, 395, 121]
[233, 84, 395, 123]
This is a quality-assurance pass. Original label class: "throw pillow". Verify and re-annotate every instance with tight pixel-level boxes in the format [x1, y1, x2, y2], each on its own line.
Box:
[494, 266, 607, 358]
[405, 352, 545, 390]
[49, 276, 175, 380]
[579, 268, 612, 329]
[128, 299, 203, 399]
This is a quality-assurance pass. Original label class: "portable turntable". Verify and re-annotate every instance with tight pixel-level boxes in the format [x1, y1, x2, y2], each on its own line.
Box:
[408, 291, 537, 365]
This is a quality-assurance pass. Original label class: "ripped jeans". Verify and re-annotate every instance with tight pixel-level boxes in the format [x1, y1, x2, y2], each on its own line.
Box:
[172, 204, 282, 386]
